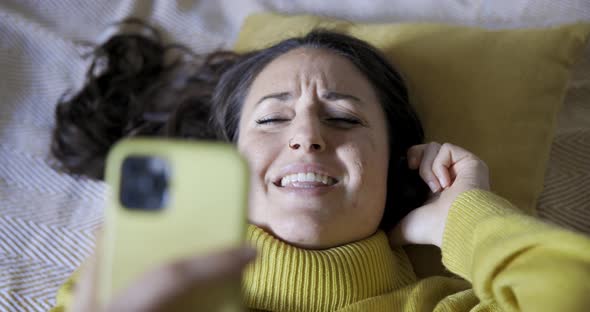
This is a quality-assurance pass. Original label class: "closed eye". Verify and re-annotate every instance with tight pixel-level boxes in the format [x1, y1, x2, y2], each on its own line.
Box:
[326, 117, 362, 125]
[255, 118, 289, 125]
[256, 117, 363, 127]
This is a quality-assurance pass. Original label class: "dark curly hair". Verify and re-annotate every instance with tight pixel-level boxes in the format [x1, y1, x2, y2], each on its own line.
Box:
[51, 20, 429, 231]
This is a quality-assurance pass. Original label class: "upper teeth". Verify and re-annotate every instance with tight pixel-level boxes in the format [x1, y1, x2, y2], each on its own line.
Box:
[280, 172, 335, 187]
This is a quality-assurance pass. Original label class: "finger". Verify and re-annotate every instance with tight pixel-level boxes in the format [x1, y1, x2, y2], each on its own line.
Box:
[433, 143, 474, 187]
[167, 246, 257, 284]
[431, 144, 453, 189]
[108, 246, 256, 312]
[406, 144, 426, 170]
[418, 142, 442, 193]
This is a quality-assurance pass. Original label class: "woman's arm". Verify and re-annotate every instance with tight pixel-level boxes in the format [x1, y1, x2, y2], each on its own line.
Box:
[390, 142, 590, 311]
[442, 189, 590, 311]
[50, 247, 255, 312]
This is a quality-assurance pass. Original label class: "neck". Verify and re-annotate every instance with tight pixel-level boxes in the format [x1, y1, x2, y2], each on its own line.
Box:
[242, 225, 416, 311]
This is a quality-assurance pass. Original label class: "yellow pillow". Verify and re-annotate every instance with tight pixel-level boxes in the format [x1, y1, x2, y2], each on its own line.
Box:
[234, 13, 590, 216]
[234, 13, 590, 277]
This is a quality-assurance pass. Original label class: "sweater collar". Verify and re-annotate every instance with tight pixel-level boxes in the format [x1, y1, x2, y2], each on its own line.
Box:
[242, 225, 416, 312]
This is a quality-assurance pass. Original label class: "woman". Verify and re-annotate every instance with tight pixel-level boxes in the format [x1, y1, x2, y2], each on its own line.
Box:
[51, 22, 590, 311]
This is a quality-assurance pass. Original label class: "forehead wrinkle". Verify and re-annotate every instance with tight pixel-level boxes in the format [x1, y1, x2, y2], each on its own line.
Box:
[298, 62, 334, 101]
[247, 47, 380, 115]
[269, 48, 358, 95]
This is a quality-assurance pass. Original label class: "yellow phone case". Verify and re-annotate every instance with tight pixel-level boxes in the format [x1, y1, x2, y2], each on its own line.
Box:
[99, 138, 249, 310]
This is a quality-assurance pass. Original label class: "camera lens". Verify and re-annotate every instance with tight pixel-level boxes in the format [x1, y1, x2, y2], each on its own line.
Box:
[120, 156, 170, 211]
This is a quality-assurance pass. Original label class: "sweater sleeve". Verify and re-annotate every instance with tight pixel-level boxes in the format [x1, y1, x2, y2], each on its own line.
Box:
[441, 189, 590, 312]
[49, 269, 79, 312]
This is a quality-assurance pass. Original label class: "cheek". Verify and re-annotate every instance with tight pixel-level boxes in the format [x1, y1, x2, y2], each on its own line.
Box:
[238, 131, 280, 185]
[338, 135, 387, 185]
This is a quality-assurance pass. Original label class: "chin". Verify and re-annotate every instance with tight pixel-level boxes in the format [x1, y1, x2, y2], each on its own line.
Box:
[281, 201, 334, 214]
[263, 217, 352, 250]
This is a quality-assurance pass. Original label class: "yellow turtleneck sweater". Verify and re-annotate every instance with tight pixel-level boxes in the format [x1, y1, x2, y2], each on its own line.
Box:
[52, 190, 590, 311]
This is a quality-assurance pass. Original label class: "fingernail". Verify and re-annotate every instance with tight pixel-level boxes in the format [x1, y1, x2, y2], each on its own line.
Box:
[428, 181, 439, 193]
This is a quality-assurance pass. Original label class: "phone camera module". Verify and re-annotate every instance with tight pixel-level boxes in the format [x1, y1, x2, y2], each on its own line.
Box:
[120, 156, 170, 211]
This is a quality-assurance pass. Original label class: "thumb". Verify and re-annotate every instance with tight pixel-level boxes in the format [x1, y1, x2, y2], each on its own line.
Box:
[389, 203, 439, 247]
[107, 246, 257, 312]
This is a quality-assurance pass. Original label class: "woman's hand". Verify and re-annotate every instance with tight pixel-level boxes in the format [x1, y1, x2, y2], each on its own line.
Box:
[389, 142, 490, 248]
[71, 246, 256, 312]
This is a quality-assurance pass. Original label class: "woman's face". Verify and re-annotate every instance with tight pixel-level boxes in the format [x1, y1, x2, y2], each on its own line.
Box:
[237, 48, 390, 249]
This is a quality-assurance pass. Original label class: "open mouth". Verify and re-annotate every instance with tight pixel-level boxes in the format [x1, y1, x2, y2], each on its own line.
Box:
[273, 172, 339, 188]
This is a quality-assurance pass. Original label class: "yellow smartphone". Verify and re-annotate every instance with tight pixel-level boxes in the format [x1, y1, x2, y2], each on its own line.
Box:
[98, 138, 249, 310]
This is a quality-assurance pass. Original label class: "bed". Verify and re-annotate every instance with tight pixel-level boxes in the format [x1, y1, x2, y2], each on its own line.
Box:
[1, 1, 589, 310]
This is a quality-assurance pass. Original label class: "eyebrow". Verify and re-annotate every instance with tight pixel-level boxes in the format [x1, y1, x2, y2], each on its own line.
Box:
[322, 91, 362, 103]
[256, 92, 292, 106]
[255, 91, 362, 106]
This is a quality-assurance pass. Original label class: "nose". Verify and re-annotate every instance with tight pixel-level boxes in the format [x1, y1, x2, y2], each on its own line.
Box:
[288, 115, 326, 153]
